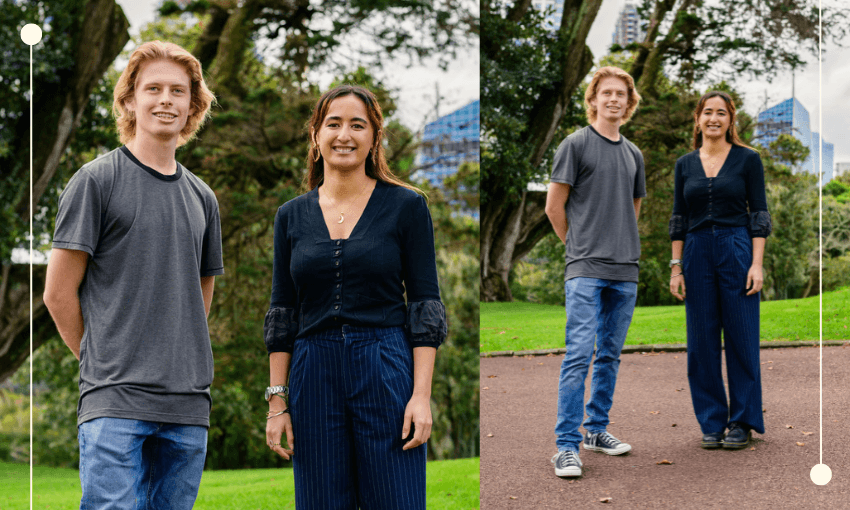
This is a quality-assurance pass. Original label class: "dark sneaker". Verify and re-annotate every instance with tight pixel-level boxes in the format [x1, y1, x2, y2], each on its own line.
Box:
[551, 450, 582, 477]
[701, 431, 724, 449]
[583, 431, 632, 455]
[722, 423, 751, 449]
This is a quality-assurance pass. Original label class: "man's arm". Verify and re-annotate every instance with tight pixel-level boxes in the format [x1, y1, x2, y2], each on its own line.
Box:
[200, 276, 215, 318]
[634, 197, 642, 221]
[545, 183, 571, 244]
[43, 248, 89, 360]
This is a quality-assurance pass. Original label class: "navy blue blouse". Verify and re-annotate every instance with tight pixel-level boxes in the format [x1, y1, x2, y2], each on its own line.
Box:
[669, 145, 772, 241]
[263, 180, 447, 353]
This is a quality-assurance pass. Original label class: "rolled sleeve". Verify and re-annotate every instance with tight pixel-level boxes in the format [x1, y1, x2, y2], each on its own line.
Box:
[748, 210, 772, 238]
[406, 300, 447, 349]
[263, 306, 298, 353]
[669, 214, 687, 241]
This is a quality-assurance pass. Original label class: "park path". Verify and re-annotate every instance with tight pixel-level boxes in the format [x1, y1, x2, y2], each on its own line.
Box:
[480, 346, 850, 509]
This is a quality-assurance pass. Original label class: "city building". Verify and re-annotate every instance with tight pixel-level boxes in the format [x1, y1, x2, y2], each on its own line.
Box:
[755, 97, 833, 184]
[416, 99, 480, 188]
[612, 2, 644, 46]
[835, 162, 850, 179]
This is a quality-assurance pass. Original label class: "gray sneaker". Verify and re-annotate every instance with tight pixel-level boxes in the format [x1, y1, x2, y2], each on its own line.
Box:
[583, 431, 632, 455]
[551, 450, 582, 477]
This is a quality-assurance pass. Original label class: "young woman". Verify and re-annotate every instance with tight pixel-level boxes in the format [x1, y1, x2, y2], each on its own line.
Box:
[668, 91, 771, 450]
[262, 85, 447, 509]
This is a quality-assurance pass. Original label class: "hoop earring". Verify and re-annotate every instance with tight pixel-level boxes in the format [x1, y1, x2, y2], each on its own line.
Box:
[371, 147, 378, 167]
[313, 146, 321, 162]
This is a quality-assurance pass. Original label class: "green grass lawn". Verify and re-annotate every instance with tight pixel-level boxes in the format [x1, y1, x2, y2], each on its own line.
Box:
[482, 287, 850, 353]
[0, 458, 479, 510]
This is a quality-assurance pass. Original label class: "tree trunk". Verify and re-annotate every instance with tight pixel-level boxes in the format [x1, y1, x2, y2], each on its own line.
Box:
[480, 0, 602, 301]
[0, 0, 129, 384]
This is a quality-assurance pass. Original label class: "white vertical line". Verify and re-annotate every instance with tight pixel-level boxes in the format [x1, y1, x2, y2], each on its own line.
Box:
[29, 41, 34, 510]
[818, 0, 823, 467]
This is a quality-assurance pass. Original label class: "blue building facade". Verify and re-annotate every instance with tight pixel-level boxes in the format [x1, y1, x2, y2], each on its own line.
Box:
[417, 99, 480, 188]
[755, 98, 833, 183]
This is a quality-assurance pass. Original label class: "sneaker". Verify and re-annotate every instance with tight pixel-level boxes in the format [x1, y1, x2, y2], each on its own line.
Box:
[551, 450, 582, 477]
[583, 431, 632, 455]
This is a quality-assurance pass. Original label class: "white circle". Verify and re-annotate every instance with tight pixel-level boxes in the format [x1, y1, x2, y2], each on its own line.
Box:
[810, 464, 832, 485]
[20, 24, 43, 46]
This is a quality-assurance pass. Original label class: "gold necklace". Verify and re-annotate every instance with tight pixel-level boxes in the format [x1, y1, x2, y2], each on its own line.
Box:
[325, 181, 372, 224]
[700, 148, 727, 175]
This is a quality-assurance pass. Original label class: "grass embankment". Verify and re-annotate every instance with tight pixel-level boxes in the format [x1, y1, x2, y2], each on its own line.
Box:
[482, 287, 850, 353]
[0, 458, 479, 510]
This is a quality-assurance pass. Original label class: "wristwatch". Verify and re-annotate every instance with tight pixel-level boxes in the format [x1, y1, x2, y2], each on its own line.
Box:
[265, 385, 289, 403]
[669, 259, 682, 268]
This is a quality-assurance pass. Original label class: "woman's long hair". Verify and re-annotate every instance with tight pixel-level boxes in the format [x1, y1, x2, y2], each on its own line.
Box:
[692, 91, 756, 151]
[303, 85, 423, 196]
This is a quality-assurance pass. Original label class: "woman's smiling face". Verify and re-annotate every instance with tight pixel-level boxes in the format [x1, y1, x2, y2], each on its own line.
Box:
[698, 96, 731, 141]
[316, 95, 375, 172]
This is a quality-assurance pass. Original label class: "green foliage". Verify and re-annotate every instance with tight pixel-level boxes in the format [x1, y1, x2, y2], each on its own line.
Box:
[0, 390, 30, 463]
[480, 0, 584, 207]
[824, 180, 850, 204]
[509, 233, 564, 306]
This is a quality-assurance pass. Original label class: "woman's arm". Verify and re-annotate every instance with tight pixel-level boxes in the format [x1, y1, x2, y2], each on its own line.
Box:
[669, 159, 688, 301]
[402, 346, 436, 450]
[669, 241, 685, 301]
[264, 206, 299, 459]
[267, 352, 294, 459]
[746, 237, 765, 296]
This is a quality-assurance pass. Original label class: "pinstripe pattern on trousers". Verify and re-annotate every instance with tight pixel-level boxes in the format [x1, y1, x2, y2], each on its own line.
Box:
[289, 325, 426, 510]
[683, 225, 765, 435]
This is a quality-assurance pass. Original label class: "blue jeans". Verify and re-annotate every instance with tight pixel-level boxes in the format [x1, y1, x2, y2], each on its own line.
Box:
[78, 417, 207, 510]
[555, 277, 638, 452]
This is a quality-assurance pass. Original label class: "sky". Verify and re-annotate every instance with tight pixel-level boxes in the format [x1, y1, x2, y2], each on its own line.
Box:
[114, 0, 480, 133]
[587, 0, 848, 165]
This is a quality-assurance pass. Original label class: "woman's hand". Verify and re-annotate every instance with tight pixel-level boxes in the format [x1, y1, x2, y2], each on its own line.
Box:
[670, 273, 686, 301]
[746, 264, 764, 296]
[401, 393, 432, 451]
[266, 411, 294, 460]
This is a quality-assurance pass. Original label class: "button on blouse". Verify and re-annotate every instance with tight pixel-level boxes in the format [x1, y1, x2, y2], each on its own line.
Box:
[263, 181, 447, 353]
[669, 145, 772, 241]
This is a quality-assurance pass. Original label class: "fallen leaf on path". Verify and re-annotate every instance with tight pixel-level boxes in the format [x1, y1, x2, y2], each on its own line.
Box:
[675, 388, 684, 391]
[671, 424, 677, 427]
[767, 367, 773, 370]
[482, 387, 489, 390]
[802, 432, 814, 436]
[650, 411, 660, 414]
[538, 362, 544, 365]
[486, 433, 493, 437]
[656, 459, 673, 465]
[509, 496, 517, 500]
[600, 497, 613, 503]
[674, 356, 678, 359]
[488, 375, 497, 378]
[796, 442, 805, 446]
[786, 425, 794, 429]
[750, 447, 756, 450]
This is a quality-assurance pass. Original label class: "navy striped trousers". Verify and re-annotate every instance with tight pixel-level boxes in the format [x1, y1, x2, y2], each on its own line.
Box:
[683, 226, 764, 435]
[289, 325, 426, 509]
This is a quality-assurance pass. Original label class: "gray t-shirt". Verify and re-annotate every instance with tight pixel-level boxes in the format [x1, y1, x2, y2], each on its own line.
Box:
[53, 146, 224, 427]
[550, 125, 646, 282]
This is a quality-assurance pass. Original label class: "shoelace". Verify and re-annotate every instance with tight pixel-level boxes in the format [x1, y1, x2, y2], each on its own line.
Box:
[597, 432, 620, 446]
[551, 452, 580, 466]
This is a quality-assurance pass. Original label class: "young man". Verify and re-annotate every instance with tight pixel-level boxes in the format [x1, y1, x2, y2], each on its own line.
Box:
[545, 66, 645, 478]
[43, 41, 221, 508]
